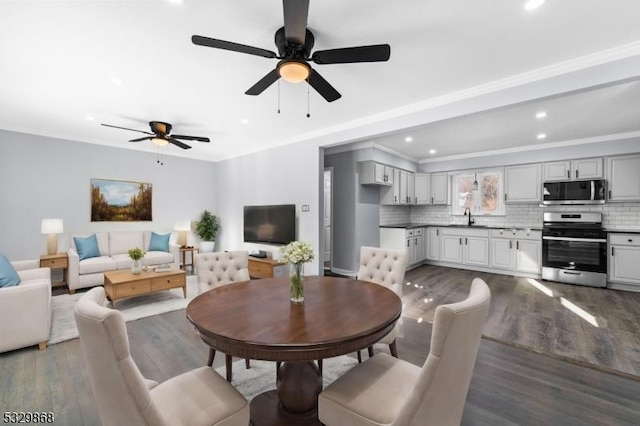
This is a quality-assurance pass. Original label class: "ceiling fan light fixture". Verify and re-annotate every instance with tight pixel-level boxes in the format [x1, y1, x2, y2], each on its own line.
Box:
[152, 137, 169, 147]
[277, 60, 311, 83]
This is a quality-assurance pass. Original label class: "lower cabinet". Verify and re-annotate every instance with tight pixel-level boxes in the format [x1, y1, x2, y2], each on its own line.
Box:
[426, 228, 440, 261]
[490, 229, 541, 274]
[380, 227, 426, 270]
[440, 228, 489, 267]
[609, 234, 640, 289]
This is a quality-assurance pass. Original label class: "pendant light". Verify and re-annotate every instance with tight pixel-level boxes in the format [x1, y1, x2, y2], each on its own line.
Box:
[473, 173, 479, 191]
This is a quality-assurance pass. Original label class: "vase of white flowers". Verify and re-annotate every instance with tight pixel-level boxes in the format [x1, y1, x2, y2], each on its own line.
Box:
[279, 241, 315, 303]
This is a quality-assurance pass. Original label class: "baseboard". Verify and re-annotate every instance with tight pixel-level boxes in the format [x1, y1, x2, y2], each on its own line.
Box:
[329, 268, 356, 278]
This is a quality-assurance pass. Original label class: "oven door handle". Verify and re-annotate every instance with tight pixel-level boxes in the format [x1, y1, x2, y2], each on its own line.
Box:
[542, 236, 607, 243]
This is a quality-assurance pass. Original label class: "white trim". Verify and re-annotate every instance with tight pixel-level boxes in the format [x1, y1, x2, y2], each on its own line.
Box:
[418, 131, 640, 164]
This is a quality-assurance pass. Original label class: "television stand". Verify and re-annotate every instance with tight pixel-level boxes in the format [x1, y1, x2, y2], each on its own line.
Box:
[248, 257, 289, 279]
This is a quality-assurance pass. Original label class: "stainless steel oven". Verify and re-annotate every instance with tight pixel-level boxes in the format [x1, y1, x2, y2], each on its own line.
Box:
[541, 212, 607, 287]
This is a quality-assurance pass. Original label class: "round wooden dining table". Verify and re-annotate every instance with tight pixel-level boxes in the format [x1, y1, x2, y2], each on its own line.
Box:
[186, 275, 402, 426]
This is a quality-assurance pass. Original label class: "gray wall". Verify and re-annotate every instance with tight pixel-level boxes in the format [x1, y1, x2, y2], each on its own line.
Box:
[325, 147, 401, 274]
[0, 130, 216, 260]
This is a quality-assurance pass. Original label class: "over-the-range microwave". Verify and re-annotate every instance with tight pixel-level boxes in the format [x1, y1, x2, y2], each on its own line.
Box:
[542, 179, 606, 205]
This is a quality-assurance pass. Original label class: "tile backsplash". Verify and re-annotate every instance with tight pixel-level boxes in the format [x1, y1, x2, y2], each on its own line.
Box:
[380, 202, 640, 230]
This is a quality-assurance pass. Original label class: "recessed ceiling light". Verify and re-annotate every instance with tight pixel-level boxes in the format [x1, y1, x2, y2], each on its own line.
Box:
[524, 0, 545, 11]
[167, 0, 185, 4]
[240, 118, 249, 125]
[405, 136, 413, 143]
[429, 149, 436, 154]
[109, 77, 124, 86]
[537, 133, 547, 140]
[535, 111, 547, 119]
[84, 116, 95, 121]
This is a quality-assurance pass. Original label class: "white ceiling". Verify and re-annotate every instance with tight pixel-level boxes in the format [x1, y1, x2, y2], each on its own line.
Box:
[1, 0, 640, 162]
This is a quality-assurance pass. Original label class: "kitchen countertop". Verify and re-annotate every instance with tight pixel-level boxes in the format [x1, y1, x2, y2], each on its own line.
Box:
[604, 229, 640, 234]
[380, 223, 542, 231]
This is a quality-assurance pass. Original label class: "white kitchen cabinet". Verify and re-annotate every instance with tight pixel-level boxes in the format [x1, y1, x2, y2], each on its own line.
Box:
[609, 234, 640, 289]
[440, 228, 489, 266]
[407, 172, 416, 205]
[441, 235, 464, 264]
[607, 154, 640, 202]
[406, 228, 425, 264]
[490, 229, 541, 274]
[543, 157, 603, 181]
[380, 227, 425, 270]
[430, 172, 449, 205]
[399, 170, 409, 205]
[504, 163, 542, 203]
[426, 227, 440, 260]
[415, 173, 430, 204]
[464, 236, 490, 267]
[359, 161, 393, 186]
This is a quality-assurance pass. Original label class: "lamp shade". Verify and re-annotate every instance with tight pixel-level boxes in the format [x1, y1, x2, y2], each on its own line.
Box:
[174, 220, 191, 231]
[41, 218, 63, 234]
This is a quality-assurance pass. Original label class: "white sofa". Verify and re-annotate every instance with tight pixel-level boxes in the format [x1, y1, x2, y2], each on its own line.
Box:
[0, 260, 52, 353]
[67, 231, 179, 293]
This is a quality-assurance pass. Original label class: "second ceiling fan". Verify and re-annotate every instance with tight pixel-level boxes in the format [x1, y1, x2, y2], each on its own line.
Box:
[192, 0, 391, 102]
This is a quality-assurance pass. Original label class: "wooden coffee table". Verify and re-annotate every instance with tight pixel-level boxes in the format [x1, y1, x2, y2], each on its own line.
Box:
[103, 268, 186, 306]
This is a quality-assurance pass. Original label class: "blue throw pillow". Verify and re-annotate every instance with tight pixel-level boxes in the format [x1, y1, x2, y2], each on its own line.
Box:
[149, 232, 170, 252]
[0, 253, 21, 288]
[74, 234, 101, 260]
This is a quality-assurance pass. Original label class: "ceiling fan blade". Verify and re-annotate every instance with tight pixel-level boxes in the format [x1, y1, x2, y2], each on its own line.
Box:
[283, 0, 309, 45]
[308, 69, 341, 102]
[101, 123, 154, 135]
[129, 136, 153, 143]
[171, 135, 210, 143]
[312, 44, 391, 64]
[192, 35, 277, 59]
[167, 138, 192, 150]
[245, 69, 281, 96]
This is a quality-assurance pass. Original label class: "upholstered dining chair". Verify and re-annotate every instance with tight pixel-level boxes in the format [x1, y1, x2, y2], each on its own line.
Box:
[73, 287, 249, 426]
[318, 278, 491, 426]
[195, 250, 251, 382]
[356, 246, 407, 361]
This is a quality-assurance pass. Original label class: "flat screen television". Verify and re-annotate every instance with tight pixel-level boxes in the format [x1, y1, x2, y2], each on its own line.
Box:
[243, 204, 296, 245]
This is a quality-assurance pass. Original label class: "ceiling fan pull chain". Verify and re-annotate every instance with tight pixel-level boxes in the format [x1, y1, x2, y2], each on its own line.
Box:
[277, 80, 281, 114]
[306, 78, 311, 118]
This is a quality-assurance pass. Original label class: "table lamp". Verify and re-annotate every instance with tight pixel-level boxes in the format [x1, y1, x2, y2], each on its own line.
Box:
[41, 218, 63, 255]
[175, 220, 191, 248]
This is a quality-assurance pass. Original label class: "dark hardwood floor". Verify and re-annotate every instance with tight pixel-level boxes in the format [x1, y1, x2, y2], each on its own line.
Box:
[2, 266, 640, 425]
[404, 265, 640, 378]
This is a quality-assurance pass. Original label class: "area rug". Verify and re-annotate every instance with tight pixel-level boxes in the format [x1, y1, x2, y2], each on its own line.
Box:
[49, 276, 198, 345]
[215, 356, 359, 401]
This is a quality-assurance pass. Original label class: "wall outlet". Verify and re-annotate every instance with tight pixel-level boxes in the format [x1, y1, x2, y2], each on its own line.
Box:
[302, 204, 310, 212]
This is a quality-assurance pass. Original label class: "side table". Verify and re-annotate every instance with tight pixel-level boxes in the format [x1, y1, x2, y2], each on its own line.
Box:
[40, 253, 68, 288]
[179, 247, 198, 274]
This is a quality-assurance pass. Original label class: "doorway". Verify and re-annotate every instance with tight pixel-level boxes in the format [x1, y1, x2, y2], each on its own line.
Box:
[323, 168, 333, 271]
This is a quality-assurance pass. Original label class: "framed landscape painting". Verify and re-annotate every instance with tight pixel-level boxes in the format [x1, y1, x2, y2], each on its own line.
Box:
[91, 179, 152, 222]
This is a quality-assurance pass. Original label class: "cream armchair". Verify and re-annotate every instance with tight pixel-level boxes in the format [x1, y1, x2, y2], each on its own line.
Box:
[74, 287, 249, 426]
[0, 260, 52, 353]
[356, 246, 407, 359]
[195, 251, 251, 381]
[319, 278, 491, 426]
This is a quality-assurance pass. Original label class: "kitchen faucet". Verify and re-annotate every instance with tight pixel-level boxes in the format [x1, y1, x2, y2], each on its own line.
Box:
[464, 207, 475, 226]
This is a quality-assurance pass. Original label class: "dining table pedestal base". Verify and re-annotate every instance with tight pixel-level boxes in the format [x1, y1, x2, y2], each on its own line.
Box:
[250, 361, 323, 426]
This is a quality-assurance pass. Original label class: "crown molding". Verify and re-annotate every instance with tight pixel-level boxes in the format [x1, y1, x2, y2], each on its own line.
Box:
[418, 131, 640, 164]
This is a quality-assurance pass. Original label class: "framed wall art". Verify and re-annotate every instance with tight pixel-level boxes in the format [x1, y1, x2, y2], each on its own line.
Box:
[90, 178, 152, 222]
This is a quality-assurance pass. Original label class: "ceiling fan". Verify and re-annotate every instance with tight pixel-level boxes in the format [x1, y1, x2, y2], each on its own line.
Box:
[100, 121, 210, 150]
[191, 0, 391, 102]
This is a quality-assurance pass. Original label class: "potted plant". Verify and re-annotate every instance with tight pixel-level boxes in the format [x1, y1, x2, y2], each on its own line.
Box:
[195, 210, 219, 253]
[127, 247, 145, 275]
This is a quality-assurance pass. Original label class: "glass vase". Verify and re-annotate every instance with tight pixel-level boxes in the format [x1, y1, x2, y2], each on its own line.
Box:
[131, 259, 142, 275]
[289, 262, 304, 303]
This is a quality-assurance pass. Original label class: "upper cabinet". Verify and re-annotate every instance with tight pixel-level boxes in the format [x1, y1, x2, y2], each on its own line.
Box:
[415, 173, 430, 204]
[430, 172, 449, 205]
[359, 161, 393, 186]
[504, 163, 541, 203]
[543, 157, 603, 181]
[608, 154, 640, 202]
